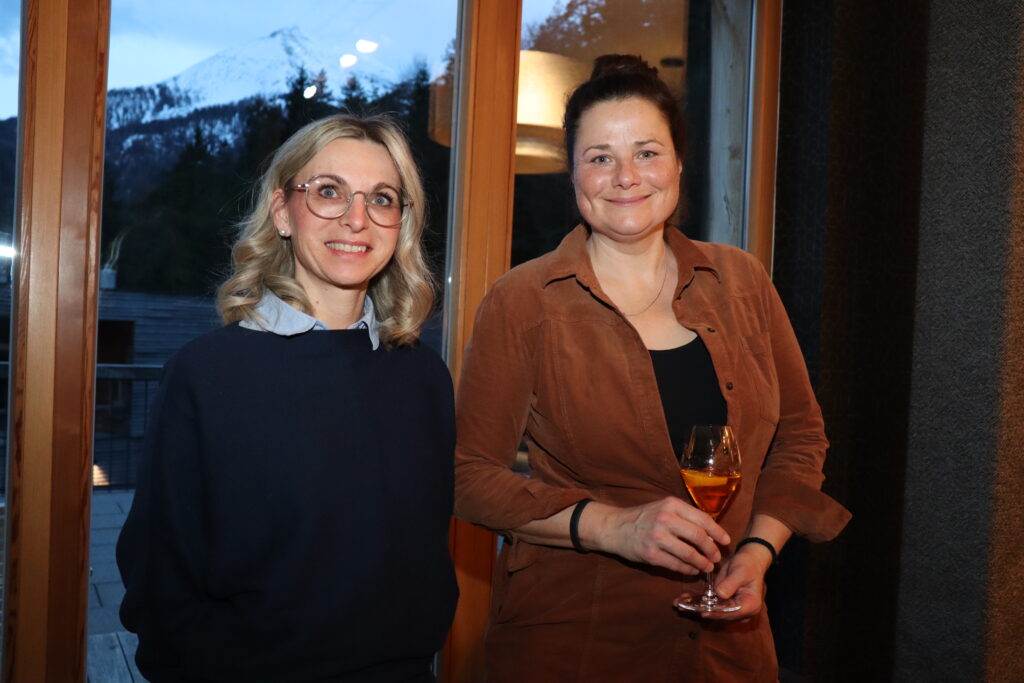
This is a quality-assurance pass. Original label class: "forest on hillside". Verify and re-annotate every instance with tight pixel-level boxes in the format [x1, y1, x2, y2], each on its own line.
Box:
[103, 63, 451, 297]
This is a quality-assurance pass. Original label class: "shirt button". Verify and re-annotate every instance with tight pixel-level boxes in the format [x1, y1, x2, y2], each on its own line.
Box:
[726, 382, 734, 390]
[688, 631, 698, 640]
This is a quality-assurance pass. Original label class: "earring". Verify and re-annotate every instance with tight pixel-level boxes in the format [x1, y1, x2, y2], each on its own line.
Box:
[278, 229, 288, 237]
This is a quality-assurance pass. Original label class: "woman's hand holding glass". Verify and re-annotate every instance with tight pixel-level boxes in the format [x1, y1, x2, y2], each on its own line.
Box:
[576, 497, 731, 576]
[695, 542, 772, 620]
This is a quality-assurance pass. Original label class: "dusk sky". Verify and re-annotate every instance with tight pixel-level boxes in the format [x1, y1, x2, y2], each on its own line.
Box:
[0, 0, 557, 120]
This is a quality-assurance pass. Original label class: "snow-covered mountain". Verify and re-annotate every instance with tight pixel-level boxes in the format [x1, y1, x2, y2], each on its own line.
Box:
[99, 25, 416, 201]
[105, 27, 343, 130]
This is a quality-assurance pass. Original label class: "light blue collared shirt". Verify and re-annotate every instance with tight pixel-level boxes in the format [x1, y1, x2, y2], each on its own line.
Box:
[240, 290, 381, 350]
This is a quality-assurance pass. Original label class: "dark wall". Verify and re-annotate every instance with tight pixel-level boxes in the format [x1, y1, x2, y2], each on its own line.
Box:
[895, 1, 1024, 680]
[768, 1, 833, 674]
[813, 2, 929, 680]
[772, 0, 832, 385]
[774, 1, 1024, 681]
[772, 1, 929, 680]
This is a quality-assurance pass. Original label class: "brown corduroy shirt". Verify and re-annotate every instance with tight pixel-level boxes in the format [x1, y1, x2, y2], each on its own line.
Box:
[455, 225, 851, 682]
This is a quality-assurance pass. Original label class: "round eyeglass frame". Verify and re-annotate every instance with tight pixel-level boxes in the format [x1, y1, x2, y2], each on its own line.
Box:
[289, 174, 411, 228]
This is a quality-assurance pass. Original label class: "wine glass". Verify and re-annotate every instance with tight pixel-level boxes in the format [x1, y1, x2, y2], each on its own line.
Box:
[674, 424, 742, 613]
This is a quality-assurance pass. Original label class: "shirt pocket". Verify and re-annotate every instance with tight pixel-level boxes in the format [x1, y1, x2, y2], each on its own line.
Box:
[491, 540, 539, 624]
[492, 542, 596, 627]
[741, 332, 780, 426]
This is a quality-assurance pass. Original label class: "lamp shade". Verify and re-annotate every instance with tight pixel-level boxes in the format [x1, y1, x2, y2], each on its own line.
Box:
[428, 50, 588, 174]
[514, 50, 589, 174]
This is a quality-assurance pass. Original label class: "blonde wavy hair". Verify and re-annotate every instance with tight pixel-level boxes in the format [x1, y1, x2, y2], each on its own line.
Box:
[217, 113, 434, 347]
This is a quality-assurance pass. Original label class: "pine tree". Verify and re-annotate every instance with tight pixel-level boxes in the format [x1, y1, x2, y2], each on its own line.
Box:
[402, 62, 450, 283]
[341, 75, 371, 115]
[282, 67, 339, 134]
[237, 95, 288, 184]
[117, 123, 234, 295]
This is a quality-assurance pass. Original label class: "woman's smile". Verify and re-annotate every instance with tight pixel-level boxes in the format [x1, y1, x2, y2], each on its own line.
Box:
[605, 194, 652, 206]
[325, 240, 370, 254]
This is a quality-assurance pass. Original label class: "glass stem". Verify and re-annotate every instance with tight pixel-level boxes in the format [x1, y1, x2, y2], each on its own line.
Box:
[703, 570, 717, 605]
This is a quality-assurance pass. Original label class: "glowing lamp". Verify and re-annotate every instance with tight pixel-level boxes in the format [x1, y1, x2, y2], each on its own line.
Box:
[428, 50, 588, 174]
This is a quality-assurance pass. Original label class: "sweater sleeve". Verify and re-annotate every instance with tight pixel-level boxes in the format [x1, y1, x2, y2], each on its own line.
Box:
[454, 278, 590, 533]
[116, 352, 212, 680]
[749, 260, 851, 542]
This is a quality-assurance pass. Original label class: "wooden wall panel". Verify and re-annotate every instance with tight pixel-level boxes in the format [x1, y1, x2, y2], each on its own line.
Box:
[749, 0, 783, 274]
[442, 1, 522, 681]
[5, 0, 109, 680]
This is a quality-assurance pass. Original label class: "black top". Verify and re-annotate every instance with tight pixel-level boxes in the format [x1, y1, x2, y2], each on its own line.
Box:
[649, 335, 728, 459]
[117, 324, 458, 683]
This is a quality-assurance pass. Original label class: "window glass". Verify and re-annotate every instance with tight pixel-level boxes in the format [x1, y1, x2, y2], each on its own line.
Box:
[513, 0, 754, 265]
[0, 0, 17, 653]
[89, 1, 460, 675]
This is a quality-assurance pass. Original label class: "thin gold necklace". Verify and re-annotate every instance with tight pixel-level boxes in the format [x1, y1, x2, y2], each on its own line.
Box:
[623, 257, 670, 317]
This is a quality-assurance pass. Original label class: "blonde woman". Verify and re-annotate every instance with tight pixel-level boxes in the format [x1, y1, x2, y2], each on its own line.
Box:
[117, 114, 457, 683]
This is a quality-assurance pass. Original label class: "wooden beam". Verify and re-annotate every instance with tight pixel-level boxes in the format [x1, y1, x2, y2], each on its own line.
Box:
[748, 0, 783, 274]
[442, 1, 522, 681]
[5, 0, 109, 680]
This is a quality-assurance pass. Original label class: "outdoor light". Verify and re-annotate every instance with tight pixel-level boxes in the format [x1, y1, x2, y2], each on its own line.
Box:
[339, 54, 358, 68]
[303, 85, 318, 99]
[0, 245, 15, 258]
[356, 39, 379, 54]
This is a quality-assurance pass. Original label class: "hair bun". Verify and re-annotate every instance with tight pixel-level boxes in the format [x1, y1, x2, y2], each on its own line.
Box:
[589, 54, 659, 81]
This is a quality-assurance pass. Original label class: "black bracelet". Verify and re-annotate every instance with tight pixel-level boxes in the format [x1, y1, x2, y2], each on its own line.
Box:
[736, 536, 777, 564]
[569, 498, 594, 554]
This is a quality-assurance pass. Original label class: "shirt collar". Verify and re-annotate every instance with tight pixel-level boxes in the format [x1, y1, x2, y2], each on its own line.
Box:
[541, 224, 721, 295]
[240, 290, 381, 349]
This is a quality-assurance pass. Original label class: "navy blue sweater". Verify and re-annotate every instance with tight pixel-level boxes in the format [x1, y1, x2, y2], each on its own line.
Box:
[117, 324, 458, 682]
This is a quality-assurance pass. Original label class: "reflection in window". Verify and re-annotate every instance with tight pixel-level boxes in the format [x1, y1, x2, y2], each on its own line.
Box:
[0, 0, 18, 650]
[89, 2, 460, 675]
[512, 0, 754, 265]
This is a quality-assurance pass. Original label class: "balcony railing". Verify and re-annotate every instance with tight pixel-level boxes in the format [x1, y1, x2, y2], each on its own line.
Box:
[0, 362, 163, 491]
[93, 363, 163, 489]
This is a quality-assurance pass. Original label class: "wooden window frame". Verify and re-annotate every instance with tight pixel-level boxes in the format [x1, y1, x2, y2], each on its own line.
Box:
[2, 0, 779, 679]
[440, 1, 521, 680]
[749, 0, 782, 274]
[5, 0, 110, 680]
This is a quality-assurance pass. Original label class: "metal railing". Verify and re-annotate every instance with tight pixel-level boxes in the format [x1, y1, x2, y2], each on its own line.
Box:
[0, 362, 163, 491]
[93, 363, 163, 489]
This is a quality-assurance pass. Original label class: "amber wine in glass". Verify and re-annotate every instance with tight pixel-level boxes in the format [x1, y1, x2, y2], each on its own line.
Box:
[675, 424, 742, 614]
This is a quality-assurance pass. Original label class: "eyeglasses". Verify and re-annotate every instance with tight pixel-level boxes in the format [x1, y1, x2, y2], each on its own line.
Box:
[290, 174, 410, 227]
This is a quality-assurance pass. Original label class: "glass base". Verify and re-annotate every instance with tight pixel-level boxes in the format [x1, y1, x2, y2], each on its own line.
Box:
[674, 596, 742, 614]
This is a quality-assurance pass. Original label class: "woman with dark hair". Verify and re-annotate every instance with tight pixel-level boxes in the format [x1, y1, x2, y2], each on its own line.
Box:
[117, 114, 457, 683]
[455, 55, 849, 681]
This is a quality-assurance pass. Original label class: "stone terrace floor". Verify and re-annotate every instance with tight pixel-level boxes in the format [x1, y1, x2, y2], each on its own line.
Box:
[89, 489, 146, 682]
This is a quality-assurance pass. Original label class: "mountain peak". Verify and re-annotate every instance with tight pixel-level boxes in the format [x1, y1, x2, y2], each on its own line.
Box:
[268, 26, 303, 40]
[106, 26, 341, 129]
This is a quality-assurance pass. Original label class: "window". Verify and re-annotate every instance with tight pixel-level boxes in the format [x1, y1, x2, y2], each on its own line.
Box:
[87, 0, 462, 675]
[4, 1, 779, 679]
